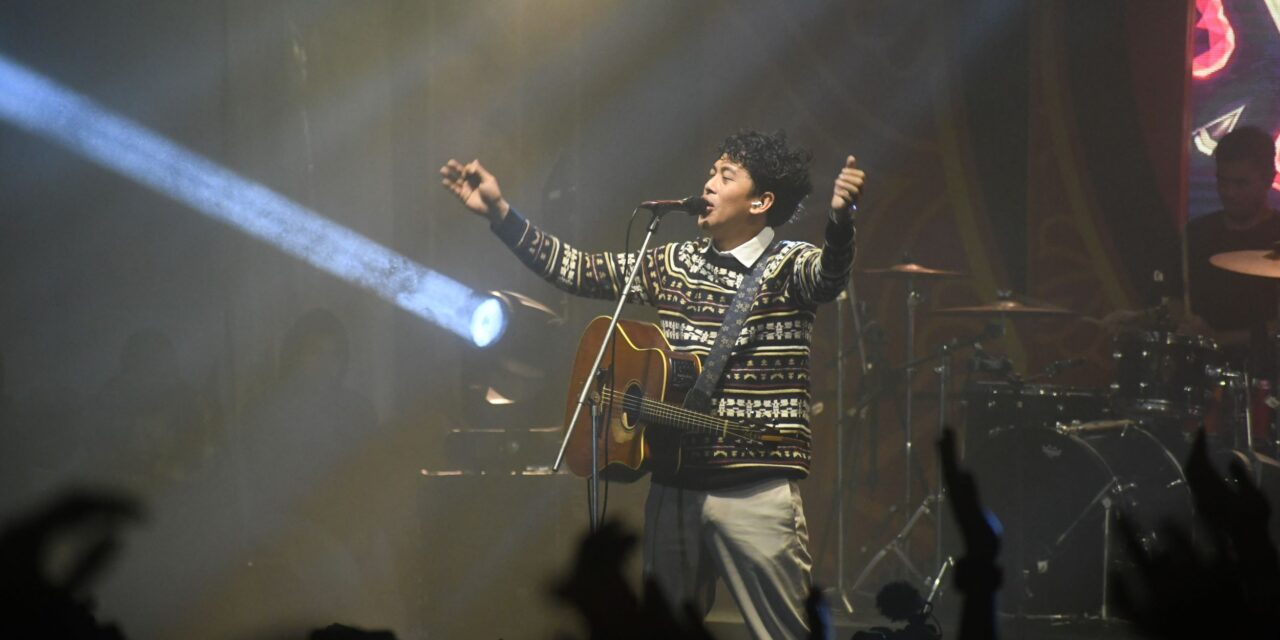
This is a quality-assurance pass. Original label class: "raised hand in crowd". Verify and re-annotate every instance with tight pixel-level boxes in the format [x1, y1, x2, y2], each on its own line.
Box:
[939, 428, 1000, 640]
[1111, 430, 1280, 639]
[0, 489, 143, 639]
[551, 520, 714, 640]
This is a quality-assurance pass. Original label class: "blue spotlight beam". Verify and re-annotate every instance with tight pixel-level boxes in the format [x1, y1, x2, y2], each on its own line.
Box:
[0, 55, 504, 347]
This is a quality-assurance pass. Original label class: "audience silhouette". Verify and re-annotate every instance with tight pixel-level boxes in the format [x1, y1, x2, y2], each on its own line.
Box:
[5, 367, 1280, 640]
[0, 489, 141, 639]
[1111, 430, 1280, 639]
[939, 428, 1001, 640]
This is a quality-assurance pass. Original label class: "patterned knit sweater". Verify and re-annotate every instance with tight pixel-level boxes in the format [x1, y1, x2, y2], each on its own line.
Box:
[493, 208, 856, 489]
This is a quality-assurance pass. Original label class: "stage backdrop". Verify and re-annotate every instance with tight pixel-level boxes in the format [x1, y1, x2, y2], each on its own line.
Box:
[0, 1, 1192, 637]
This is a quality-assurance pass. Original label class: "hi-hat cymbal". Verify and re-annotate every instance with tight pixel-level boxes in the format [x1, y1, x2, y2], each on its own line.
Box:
[857, 262, 965, 279]
[1210, 249, 1280, 279]
[932, 299, 1077, 318]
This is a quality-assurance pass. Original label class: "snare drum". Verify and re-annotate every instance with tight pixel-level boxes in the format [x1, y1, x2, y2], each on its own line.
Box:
[1112, 330, 1225, 417]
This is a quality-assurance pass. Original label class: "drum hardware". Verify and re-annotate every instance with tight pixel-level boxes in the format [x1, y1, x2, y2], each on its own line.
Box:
[1056, 419, 1139, 435]
[832, 289, 854, 613]
[1168, 363, 1273, 458]
[969, 351, 1076, 386]
[903, 269, 923, 522]
[925, 556, 955, 604]
[832, 275, 901, 612]
[937, 291, 1088, 459]
[841, 249, 1280, 621]
[969, 343, 1013, 377]
[849, 492, 941, 592]
[1243, 370, 1256, 452]
[1026, 357, 1086, 383]
[1032, 476, 1121, 621]
[848, 325, 997, 604]
[856, 256, 966, 561]
[831, 282, 882, 613]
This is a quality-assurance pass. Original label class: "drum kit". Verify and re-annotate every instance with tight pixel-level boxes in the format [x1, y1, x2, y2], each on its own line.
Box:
[833, 250, 1280, 620]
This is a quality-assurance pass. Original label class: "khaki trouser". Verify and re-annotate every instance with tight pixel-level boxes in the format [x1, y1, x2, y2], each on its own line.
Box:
[643, 477, 813, 640]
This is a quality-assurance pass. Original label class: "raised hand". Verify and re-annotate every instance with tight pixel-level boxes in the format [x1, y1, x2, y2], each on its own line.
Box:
[1111, 430, 1280, 639]
[831, 155, 865, 215]
[439, 158, 509, 222]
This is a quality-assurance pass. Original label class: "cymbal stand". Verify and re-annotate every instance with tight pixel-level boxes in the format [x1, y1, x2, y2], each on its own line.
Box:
[834, 290, 852, 612]
[926, 557, 955, 603]
[832, 280, 876, 613]
[931, 321, 1002, 602]
[848, 328, 995, 601]
[931, 343, 952, 586]
[1244, 370, 1255, 452]
[904, 273, 921, 512]
[849, 493, 937, 590]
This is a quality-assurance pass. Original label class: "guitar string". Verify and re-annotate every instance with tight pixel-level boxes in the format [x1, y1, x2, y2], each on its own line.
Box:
[597, 388, 731, 433]
[590, 388, 805, 448]
[597, 387, 745, 435]
[594, 387, 768, 442]
[602, 389, 805, 447]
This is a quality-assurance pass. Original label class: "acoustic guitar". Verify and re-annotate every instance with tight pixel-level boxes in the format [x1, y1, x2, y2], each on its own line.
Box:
[562, 316, 796, 482]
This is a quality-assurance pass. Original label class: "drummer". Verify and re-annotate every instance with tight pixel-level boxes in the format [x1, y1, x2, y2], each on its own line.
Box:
[1180, 126, 1280, 376]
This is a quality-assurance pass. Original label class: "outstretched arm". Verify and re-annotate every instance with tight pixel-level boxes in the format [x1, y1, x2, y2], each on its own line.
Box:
[439, 158, 658, 304]
[787, 155, 864, 305]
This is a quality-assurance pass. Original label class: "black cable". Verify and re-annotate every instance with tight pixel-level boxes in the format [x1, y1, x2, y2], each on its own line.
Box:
[929, 607, 944, 640]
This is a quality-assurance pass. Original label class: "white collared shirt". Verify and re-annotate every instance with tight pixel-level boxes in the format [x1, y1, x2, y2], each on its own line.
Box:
[709, 226, 775, 268]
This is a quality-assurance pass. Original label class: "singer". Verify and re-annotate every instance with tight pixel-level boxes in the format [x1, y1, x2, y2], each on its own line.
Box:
[440, 130, 864, 639]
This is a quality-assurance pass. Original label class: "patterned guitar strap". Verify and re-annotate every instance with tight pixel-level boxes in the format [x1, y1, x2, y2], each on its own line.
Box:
[683, 240, 780, 415]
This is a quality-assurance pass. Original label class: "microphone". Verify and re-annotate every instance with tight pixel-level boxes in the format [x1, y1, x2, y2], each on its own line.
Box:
[639, 195, 709, 215]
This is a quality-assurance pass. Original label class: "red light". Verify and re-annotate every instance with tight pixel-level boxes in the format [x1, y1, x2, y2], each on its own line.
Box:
[1273, 133, 1280, 193]
[1193, 0, 1236, 79]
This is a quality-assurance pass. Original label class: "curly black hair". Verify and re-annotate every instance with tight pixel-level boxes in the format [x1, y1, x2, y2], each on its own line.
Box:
[1215, 125, 1276, 177]
[718, 130, 813, 227]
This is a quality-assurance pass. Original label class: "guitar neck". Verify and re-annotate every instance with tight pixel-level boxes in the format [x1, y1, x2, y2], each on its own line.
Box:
[598, 387, 757, 443]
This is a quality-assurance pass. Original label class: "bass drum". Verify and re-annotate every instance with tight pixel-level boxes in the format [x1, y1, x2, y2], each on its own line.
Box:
[961, 423, 1192, 616]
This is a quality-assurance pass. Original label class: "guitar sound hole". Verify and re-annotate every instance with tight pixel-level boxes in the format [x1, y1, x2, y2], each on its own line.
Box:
[622, 383, 644, 428]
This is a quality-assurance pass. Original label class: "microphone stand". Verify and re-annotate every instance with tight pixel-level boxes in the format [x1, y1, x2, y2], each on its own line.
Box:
[551, 206, 670, 532]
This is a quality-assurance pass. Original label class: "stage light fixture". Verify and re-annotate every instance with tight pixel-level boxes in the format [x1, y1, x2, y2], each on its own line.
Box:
[0, 55, 505, 347]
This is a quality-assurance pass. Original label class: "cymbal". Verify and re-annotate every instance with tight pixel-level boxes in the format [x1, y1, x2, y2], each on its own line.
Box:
[1210, 249, 1280, 279]
[932, 299, 1077, 318]
[857, 262, 965, 279]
